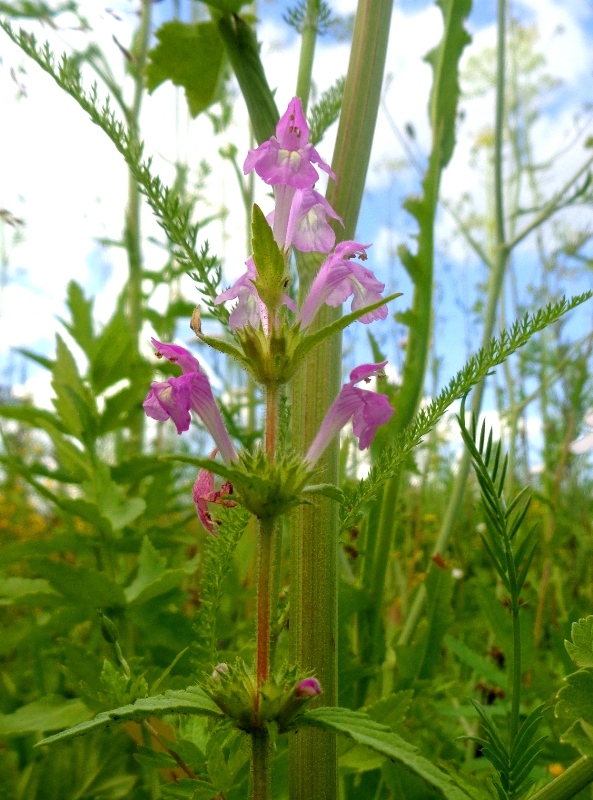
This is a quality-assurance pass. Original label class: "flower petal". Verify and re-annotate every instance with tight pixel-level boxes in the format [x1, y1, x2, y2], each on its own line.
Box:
[150, 338, 200, 374]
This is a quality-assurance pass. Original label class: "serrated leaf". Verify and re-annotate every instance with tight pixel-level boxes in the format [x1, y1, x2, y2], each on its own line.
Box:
[566, 616, 593, 667]
[36, 687, 224, 747]
[297, 707, 474, 799]
[0, 697, 91, 736]
[557, 668, 593, 756]
[62, 280, 94, 356]
[51, 334, 98, 439]
[146, 21, 225, 117]
[125, 536, 188, 606]
[31, 558, 126, 609]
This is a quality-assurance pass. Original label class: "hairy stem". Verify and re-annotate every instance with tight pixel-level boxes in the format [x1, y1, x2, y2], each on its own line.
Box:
[256, 515, 278, 690]
[295, 0, 320, 110]
[251, 729, 271, 800]
[528, 758, 593, 800]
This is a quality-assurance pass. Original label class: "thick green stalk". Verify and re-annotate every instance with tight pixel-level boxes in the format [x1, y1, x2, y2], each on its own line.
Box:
[295, 0, 320, 110]
[125, 0, 151, 455]
[400, 0, 508, 646]
[251, 729, 271, 800]
[528, 759, 593, 800]
[288, 0, 394, 796]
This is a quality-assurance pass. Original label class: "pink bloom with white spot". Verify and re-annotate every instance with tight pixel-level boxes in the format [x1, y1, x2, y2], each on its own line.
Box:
[268, 186, 342, 253]
[143, 339, 237, 464]
[244, 97, 335, 189]
[305, 362, 394, 465]
[214, 258, 297, 333]
[298, 241, 387, 328]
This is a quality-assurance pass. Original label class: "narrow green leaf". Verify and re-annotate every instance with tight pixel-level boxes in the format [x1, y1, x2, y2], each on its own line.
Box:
[36, 687, 224, 747]
[296, 707, 474, 800]
[251, 203, 286, 311]
[293, 292, 402, 365]
[444, 635, 505, 687]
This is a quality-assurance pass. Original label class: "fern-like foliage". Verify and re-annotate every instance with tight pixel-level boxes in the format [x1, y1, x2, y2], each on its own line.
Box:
[191, 505, 249, 675]
[308, 76, 346, 146]
[341, 293, 591, 530]
[470, 703, 547, 800]
[283, 0, 334, 36]
[0, 21, 227, 324]
[458, 399, 538, 609]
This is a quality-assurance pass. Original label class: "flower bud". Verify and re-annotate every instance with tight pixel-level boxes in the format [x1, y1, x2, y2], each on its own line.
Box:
[296, 678, 322, 698]
[99, 611, 119, 645]
[211, 663, 229, 680]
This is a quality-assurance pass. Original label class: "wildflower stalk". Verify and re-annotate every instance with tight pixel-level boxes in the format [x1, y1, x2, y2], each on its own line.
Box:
[289, 0, 394, 796]
[125, 0, 151, 456]
[251, 729, 272, 800]
[400, 0, 509, 647]
[528, 758, 593, 800]
[295, 0, 320, 110]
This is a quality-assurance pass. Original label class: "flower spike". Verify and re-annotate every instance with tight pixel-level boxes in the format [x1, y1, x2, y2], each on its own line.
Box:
[305, 362, 394, 465]
[143, 339, 237, 464]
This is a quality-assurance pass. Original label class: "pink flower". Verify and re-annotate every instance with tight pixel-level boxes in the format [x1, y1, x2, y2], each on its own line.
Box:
[298, 241, 388, 329]
[143, 338, 237, 464]
[244, 97, 335, 189]
[214, 258, 297, 332]
[193, 463, 236, 536]
[305, 362, 394, 465]
[570, 410, 593, 454]
[296, 678, 322, 698]
[269, 186, 342, 253]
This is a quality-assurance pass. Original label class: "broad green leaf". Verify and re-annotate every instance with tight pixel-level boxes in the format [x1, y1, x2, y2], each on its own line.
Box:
[0, 696, 91, 736]
[51, 334, 98, 439]
[566, 616, 593, 668]
[0, 404, 67, 435]
[146, 21, 225, 117]
[36, 687, 224, 747]
[90, 310, 139, 394]
[32, 558, 126, 609]
[444, 634, 505, 687]
[297, 707, 474, 800]
[125, 536, 189, 606]
[0, 576, 58, 605]
[84, 464, 146, 532]
[556, 668, 593, 756]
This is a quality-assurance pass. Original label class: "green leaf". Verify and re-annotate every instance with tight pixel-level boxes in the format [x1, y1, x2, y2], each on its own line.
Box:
[0, 576, 58, 605]
[0, 404, 67, 435]
[566, 617, 593, 668]
[293, 292, 402, 365]
[83, 464, 146, 532]
[302, 483, 345, 503]
[125, 536, 189, 606]
[51, 334, 98, 440]
[151, 648, 189, 694]
[444, 635, 505, 687]
[32, 558, 126, 609]
[425, 0, 472, 169]
[146, 21, 225, 117]
[0, 697, 91, 736]
[90, 310, 140, 395]
[251, 203, 286, 312]
[297, 707, 474, 799]
[36, 687, 224, 747]
[557, 669, 593, 756]
[62, 280, 94, 356]
[197, 0, 246, 14]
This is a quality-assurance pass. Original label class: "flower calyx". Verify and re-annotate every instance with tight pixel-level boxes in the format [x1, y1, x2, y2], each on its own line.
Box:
[165, 449, 341, 520]
[202, 660, 323, 734]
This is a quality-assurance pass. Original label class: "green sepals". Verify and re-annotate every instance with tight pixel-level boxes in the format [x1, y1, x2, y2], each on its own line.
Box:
[164, 451, 317, 519]
[202, 660, 320, 733]
[251, 204, 288, 315]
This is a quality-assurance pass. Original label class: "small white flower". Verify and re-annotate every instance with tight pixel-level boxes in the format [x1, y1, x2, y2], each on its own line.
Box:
[452, 568, 464, 580]
[570, 410, 593, 455]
